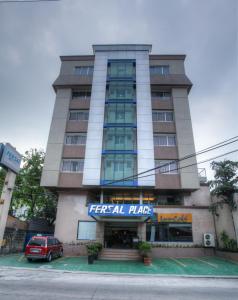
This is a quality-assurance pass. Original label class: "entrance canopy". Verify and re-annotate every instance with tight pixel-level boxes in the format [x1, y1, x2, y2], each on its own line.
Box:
[88, 203, 153, 222]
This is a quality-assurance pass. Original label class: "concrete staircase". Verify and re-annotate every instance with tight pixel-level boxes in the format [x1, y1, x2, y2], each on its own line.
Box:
[99, 248, 141, 261]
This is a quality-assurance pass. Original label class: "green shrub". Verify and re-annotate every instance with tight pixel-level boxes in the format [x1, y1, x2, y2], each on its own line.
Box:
[220, 230, 238, 251]
[138, 241, 152, 257]
[86, 244, 98, 256]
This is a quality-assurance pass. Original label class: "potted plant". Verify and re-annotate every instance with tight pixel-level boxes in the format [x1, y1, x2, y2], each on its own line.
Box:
[94, 242, 103, 259]
[86, 244, 97, 264]
[138, 241, 152, 266]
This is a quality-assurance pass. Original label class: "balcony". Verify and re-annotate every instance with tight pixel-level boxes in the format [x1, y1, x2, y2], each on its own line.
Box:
[198, 168, 207, 184]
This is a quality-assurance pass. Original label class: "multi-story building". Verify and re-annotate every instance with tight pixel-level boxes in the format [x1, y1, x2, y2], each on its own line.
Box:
[41, 44, 215, 256]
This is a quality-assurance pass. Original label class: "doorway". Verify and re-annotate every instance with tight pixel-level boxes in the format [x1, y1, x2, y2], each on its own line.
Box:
[104, 222, 138, 249]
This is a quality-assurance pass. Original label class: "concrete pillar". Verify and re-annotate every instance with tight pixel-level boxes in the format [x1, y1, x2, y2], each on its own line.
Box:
[0, 170, 16, 247]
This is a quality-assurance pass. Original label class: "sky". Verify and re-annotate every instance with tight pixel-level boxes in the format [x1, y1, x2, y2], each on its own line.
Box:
[0, 0, 237, 179]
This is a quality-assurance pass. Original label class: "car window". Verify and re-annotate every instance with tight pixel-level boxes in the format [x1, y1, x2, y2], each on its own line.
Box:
[28, 238, 45, 247]
[47, 238, 53, 246]
[55, 239, 60, 245]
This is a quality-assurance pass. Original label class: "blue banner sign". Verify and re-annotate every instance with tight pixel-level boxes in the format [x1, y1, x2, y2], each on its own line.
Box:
[0, 143, 21, 174]
[88, 204, 153, 217]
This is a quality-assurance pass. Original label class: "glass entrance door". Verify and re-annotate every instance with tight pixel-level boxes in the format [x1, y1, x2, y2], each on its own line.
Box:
[104, 222, 138, 249]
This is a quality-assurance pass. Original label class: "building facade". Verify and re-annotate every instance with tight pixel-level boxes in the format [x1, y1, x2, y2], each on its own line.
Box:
[41, 44, 215, 254]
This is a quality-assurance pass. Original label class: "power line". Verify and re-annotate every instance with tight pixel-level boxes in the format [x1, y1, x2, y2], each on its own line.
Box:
[103, 135, 238, 186]
[131, 149, 238, 182]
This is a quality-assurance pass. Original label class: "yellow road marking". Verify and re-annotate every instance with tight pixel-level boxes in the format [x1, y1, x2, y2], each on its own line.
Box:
[193, 258, 218, 268]
[169, 257, 187, 267]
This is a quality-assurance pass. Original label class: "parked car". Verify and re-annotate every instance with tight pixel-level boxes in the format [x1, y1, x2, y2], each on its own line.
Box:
[25, 236, 63, 262]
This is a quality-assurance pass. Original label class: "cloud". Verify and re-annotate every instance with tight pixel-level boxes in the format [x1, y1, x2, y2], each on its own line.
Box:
[0, 0, 237, 179]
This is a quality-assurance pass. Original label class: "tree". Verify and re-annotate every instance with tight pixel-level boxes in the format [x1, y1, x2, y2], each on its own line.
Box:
[10, 149, 57, 225]
[209, 160, 238, 243]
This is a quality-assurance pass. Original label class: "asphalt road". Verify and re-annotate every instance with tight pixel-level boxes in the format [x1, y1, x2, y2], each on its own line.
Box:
[0, 268, 238, 300]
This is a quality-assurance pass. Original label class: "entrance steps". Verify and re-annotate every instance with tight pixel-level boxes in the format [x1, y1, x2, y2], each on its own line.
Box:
[99, 248, 141, 261]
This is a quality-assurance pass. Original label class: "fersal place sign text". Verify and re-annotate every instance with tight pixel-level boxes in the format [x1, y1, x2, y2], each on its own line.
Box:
[88, 204, 153, 217]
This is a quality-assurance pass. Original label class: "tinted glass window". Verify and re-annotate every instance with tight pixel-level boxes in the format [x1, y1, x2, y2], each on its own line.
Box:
[28, 238, 45, 246]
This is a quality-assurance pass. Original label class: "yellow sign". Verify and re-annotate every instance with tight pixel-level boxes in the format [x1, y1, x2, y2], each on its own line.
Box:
[158, 213, 192, 223]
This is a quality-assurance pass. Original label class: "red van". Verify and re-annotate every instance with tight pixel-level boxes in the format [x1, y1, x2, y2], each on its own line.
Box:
[25, 236, 63, 262]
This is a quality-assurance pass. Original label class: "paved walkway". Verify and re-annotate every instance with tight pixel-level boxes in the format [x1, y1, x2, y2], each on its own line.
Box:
[0, 254, 238, 276]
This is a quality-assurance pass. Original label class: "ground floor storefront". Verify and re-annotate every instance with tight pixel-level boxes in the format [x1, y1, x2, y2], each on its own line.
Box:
[54, 187, 216, 257]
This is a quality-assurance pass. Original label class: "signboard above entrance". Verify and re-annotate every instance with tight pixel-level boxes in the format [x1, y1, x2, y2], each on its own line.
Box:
[88, 204, 153, 217]
[158, 213, 192, 223]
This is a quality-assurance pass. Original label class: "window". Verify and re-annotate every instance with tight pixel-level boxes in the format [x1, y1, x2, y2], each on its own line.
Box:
[72, 90, 91, 99]
[150, 65, 169, 75]
[74, 66, 93, 76]
[151, 91, 171, 100]
[65, 134, 86, 145]
[61, 159, 84, 172]
[146, 223, 193, 242]
[105, 103, 136, 124]
[107, 82, 135, 101]
[77, 221, 96, 240]
[28, 238, 45, 246]
[103, 127, 136, 151]
[154, 135, 176, 146]
[69, 110, 89, 121]
[101, 154, 137, 182]
[155, 160, 178, 174]
[108, 61, 135, 78]
[103, 192, 140, 204]
[142, 194, 183, 205]
[152, 111, 173, 122]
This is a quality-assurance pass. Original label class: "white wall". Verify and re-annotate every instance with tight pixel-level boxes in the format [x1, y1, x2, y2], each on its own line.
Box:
[83, 46, 155, 187]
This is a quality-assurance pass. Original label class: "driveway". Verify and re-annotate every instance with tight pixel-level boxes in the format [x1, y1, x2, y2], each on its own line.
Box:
[0, 254, 238, 276]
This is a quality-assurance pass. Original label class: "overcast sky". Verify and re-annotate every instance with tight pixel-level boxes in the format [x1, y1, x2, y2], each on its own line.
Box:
[0, 0, 237, 179]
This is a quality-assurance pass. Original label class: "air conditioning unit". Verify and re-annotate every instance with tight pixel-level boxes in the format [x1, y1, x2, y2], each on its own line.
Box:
[203, 233, 215, 247]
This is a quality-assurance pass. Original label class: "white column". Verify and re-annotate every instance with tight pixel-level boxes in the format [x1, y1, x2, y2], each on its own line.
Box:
[0, 170, 16, 248]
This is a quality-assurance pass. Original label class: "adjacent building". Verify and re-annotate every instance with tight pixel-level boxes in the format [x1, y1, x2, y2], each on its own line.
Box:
[41, 44, 215, 255]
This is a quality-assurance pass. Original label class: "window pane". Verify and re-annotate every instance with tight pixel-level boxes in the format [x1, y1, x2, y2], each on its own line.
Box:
[65, 134, 86, 145]
[62, 160, 84, 172]
[102, 154, 136, 182]
[109, 62, 135, 78]
[166, 112, 173, 121]
[74, 66, 93, 76]
[69, 111, 89, 121]
[103, 128, 135, 151]
[107, 83, 135, 100]
[168, 135, 176, 146]
[150, 65, 169, 75]
[78, 222, 96, 240]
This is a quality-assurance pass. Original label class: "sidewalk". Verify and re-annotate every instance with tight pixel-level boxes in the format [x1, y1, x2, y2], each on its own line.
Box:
[1, 254, 238, 276]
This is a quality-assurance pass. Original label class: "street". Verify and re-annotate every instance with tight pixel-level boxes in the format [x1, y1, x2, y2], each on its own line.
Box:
[0, 268, 238, 300]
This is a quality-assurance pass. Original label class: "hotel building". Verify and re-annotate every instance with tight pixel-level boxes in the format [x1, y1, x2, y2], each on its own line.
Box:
[41, 44, 215, 257]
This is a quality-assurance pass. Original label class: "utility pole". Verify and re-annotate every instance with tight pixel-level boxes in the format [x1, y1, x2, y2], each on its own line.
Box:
[0, 143, 21, 250]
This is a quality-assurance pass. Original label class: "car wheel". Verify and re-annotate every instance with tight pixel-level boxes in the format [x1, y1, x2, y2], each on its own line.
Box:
[59, 249, 63, 258]
[27, 258, 32, 262]
[47, 253, 52, 262]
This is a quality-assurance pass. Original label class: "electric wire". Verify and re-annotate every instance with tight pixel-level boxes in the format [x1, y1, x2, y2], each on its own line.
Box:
[103, 136, 238, 186]
[126, 149, 238, 182]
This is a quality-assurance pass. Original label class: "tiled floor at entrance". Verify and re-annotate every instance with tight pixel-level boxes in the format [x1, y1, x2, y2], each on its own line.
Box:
[0, 254, 238, 276]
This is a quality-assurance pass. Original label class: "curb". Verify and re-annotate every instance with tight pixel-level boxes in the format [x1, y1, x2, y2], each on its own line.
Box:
[1, 266, 238, 279]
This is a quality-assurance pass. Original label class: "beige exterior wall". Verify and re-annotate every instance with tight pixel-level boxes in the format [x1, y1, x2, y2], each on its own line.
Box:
[173, 88, 199, 190]
[54, 186, 215, 247]
[41, 88, 71, 187]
